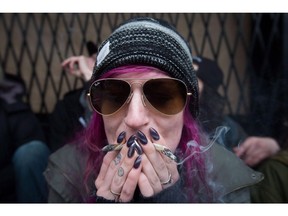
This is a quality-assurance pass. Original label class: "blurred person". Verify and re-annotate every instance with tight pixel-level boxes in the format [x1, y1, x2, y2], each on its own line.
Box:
[193, 56, 280, 167]
[194, 56, 286, 203]
[48, 42, 96, 152]
[0, 66, 50, 202]
[44, 17, 262, 203]
[193, 56, 247, 151]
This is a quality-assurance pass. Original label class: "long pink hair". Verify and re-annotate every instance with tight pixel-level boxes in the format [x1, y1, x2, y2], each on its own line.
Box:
[81, 65, 212, 202]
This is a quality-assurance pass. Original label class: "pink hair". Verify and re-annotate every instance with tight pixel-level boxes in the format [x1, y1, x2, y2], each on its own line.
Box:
[82, 65, 212, 202]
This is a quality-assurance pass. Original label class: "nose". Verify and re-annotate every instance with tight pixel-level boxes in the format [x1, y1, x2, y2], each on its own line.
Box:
[124, 89, 149, 129]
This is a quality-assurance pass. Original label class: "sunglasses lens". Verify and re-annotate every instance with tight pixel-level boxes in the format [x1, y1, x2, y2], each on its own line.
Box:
[143, 79, 188, 115]
[89, 79, 131, 115]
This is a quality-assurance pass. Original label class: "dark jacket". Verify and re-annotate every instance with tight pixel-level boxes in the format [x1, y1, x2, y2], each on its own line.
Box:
[251, 150, 288, 203]
[44, 142, 263, 203]
[48, 88, 91, 152]
[0, 95, 46, 201]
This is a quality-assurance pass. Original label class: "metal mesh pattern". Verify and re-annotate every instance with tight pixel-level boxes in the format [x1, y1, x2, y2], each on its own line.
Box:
[0, 13, 285, 125]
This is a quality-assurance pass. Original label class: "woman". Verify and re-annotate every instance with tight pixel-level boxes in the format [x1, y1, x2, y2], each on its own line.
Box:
[44, 17, 263, 203]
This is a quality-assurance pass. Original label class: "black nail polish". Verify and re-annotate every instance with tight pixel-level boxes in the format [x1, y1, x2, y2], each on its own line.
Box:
[137, 130, 148, 145]
[127, 145, 135, 158]
[133, 155, 142, 169]
[149, 127, 160, 140]
[117, 131, 126, 144]
[134, 140, 143, 155]
[127, 135, 136, 147]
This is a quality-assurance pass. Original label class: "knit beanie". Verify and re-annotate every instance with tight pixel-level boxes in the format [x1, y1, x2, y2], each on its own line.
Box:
[92, 17, 199, 118]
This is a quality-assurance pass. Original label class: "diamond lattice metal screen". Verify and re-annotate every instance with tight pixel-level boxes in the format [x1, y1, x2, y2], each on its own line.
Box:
[0, 13, 286, 142]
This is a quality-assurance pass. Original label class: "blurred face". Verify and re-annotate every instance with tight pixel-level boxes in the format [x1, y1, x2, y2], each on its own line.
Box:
[100, 71, 185, 152]
[197, 78, 204, 96]
[193, 63, 204, 97]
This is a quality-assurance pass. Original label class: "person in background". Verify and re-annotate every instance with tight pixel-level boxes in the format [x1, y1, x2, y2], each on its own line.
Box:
[0, 65, 50, 202]
[44, 17, 262, 203]
[193, 56, 247, 152]
[48, 42, 96, 153]
[194, 56, 287, 203]
[192, 56, 280, 168]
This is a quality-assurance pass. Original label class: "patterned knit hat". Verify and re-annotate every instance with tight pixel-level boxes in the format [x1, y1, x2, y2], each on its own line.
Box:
[92, 17, 199, 117]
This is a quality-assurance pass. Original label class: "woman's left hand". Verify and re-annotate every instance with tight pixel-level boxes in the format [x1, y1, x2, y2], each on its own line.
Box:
[135, 129, 180, 197]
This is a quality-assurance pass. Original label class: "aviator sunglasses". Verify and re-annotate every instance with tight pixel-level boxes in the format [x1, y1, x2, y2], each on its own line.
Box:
[87, 78, 192, 116]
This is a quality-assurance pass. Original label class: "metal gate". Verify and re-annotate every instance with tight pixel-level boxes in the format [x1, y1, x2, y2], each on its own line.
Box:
[0, 13, 287, 146]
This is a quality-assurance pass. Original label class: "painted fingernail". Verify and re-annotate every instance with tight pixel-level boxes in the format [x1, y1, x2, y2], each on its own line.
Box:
[134, 140, 143, 155]
[149, 127, 160, 140]
[127, 135, 136, 147]
[117, 131, 126, 144]
[137, 130, 148, 145]
[133, 155, 142, 169]
[127, 145, 135, 158]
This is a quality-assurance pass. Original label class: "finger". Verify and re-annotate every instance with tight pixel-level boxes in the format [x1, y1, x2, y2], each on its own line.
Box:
[96, 147, 130, 201]
[244, 147, 266, 166]
[234, 140, 253, 158]
[243, 141, 261, 162]
[61, 57, 72, 67]
[119, 156, 142, 202]
[95, 150, 119, 189]
[160, 153, 179, 188]
[96, 152, 121, 201]
[96, 131, 127, 188]
[140, 154, 162, 194]
[69, 59, 79, 72]
[137, 130, 171, 183]
[142, 144, 171, 187]
[139, 129, 178, 188]
[62, 56, 77, 68]
[110, 147, 138, 193]
[138, 172, 154, 197]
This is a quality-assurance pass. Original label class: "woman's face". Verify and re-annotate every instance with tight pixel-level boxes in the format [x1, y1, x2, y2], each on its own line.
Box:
[102, 71, 185, 152]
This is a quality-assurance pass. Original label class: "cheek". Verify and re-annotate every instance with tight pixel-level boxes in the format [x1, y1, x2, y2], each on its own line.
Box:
[103, 116, 122, 143]
[159, 114, 184, 151]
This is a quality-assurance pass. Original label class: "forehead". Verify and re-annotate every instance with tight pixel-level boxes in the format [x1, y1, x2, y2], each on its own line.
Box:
[114, 70, 171, 79]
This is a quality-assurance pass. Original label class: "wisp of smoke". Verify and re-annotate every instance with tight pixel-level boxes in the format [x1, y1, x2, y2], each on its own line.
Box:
[177, 126, 230, 165]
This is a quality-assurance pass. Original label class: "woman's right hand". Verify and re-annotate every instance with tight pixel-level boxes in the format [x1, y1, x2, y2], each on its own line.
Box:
[95, 143, 142, 202]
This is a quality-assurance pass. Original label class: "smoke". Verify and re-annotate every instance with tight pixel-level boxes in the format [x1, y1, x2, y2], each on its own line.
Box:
[176, 126, 232, 202]
[177, 126, 230, 166]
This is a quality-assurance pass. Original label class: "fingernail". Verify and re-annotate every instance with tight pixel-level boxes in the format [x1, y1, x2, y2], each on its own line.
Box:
[117, 131, 126, 144]
[137, 130, 148, 145]
[127, 135, 136, 147]
[134, 140, 143, 155]
[133, 155, 142, 169]
[149, 127, 160, 140]
[127, 145, 135, 158]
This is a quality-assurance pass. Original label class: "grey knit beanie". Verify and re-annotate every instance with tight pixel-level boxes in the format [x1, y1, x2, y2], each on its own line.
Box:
[92, 17, 199, 118]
